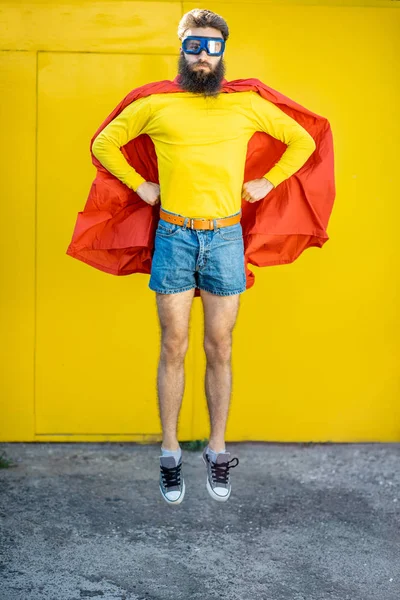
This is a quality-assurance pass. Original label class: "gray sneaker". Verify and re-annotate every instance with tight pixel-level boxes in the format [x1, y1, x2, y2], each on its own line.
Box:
[202, 447, 239, 502]
[159, 455, 185, 505]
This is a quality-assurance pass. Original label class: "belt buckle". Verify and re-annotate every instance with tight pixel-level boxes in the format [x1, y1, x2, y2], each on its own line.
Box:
[189, 217, 215, 230]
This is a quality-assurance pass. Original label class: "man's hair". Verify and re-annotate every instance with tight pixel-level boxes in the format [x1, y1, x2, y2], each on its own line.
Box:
[177, 8, 229, 42]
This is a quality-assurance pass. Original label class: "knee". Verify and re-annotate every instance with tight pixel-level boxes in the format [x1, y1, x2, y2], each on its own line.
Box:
[161, 333, 189, 363]
[204, 335, 232, 365]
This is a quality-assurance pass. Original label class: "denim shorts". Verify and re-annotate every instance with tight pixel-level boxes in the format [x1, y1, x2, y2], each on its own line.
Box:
[149, 209, 246, 296]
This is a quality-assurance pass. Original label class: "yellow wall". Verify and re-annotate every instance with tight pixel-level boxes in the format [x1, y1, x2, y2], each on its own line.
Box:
[1, 1, 399, 443]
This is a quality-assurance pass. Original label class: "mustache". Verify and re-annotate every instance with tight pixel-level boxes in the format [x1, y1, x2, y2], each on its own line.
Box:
[177, 53, 226, 97]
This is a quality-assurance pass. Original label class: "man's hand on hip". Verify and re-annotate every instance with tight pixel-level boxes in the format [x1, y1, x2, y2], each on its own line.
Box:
[135, 181, 160, 206]
[242, 178, 274, 203]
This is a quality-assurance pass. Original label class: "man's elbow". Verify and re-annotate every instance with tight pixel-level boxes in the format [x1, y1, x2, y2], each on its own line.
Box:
[290, 128, 316, 156]
[92, 133, 118, 158]
[297, 133, 316, 162]
[92, 135, 104, 159]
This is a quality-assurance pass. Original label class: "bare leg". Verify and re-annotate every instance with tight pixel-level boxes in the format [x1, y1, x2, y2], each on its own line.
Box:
[201, 290, 241, 453]
[156, 289, 195, 450]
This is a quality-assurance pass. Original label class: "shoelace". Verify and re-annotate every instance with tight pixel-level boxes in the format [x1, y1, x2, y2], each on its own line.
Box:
[160, 462, 182, 488]
[210, 457, 239, 485]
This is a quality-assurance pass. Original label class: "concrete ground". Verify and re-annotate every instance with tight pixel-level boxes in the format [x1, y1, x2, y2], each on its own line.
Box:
[0, 442, 399, 600]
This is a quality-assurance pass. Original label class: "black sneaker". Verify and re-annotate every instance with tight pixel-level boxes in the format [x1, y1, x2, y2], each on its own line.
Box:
[159, 455, 185, 505]
[202, 447, 239, 502]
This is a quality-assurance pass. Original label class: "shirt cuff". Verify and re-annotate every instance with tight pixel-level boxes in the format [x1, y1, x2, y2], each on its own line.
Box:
[125, 171, 147, 192]
[262, 165, 291, 188]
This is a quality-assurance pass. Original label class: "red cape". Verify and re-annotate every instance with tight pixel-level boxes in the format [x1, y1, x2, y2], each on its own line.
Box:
[66, 75, 335, 296]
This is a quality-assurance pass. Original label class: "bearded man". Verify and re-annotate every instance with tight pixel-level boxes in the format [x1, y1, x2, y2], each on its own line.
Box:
[69, 8, 332, 506]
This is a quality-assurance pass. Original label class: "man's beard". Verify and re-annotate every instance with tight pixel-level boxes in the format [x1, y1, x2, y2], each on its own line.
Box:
[177, 52, 226, 97]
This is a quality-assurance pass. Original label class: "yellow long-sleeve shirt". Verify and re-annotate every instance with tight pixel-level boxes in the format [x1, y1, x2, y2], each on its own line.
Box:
[92, 90, 316, 219]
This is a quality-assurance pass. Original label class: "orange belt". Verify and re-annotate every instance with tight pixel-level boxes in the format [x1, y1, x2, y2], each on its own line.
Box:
[159, 208, 241, 230]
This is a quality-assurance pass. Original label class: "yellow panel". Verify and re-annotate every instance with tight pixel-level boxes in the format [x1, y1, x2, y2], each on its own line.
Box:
[0, 51, 36, 440]
[2, 0, 399, 442]
[0, 1, 182, 53]
[184, 1, 400, 441]
[35, 51, 196, 438]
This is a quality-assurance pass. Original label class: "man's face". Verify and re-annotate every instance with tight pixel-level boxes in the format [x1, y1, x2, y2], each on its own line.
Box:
[177, 26, 226, 97]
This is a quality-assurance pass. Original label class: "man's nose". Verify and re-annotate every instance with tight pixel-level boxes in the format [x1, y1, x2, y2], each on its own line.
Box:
[199, 49, 208, 59]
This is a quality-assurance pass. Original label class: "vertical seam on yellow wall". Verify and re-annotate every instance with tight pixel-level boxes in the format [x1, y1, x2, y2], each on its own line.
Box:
[179, 1, 201, 444]
[33, 50, 38, 436]
[180, 0, 197, 442]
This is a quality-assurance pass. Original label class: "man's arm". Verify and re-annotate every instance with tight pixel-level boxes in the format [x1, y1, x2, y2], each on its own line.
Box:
[249, 92, 316, 188]
[91, 95, 153, 191]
